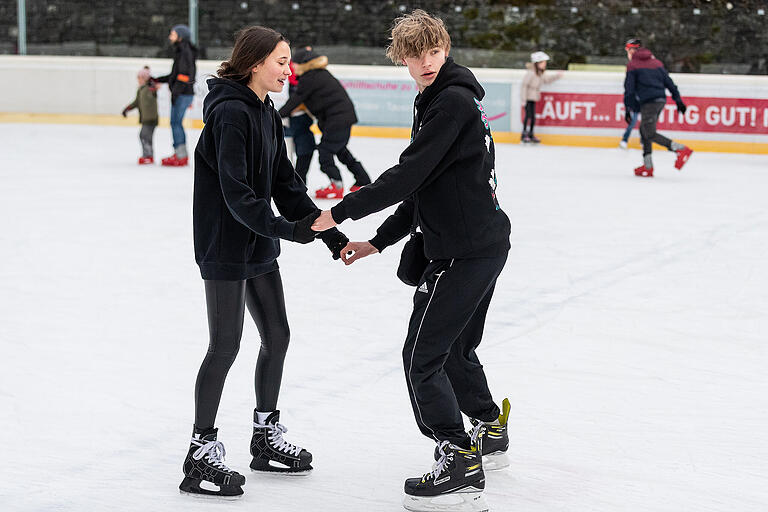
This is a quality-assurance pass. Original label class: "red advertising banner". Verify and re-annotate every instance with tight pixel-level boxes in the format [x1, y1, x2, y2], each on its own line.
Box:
[529, 93, 768, 134]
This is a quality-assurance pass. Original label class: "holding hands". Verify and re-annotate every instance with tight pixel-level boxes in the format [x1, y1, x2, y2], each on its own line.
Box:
[309, 209, 378, 265]
[293, 210, 321, 244]
[312, 210, 337, 231]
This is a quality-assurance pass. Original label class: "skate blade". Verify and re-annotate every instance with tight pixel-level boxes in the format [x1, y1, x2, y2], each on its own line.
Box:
[250, 458, 313, 476]
[179, 489, 243, 501]
[179, 477, 244, 500]
[250, 467, 312, 476]
[483, 452, 510, 471]
[403, 489, 488, 512]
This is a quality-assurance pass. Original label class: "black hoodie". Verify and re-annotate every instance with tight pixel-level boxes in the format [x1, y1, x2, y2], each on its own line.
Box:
[155, 40, 197, 103]
[330, 58, 511, 260]
[277, 57, 358, 132]
[193, 78, 323, 280]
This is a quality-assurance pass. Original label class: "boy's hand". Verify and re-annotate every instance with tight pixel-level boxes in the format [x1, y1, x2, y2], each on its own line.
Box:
[121, 107, 130, 117]
[341, 241, 379, 266]
[312, 210, 337, 231]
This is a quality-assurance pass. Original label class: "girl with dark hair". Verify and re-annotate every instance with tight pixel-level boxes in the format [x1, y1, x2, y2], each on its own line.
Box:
[179, 25, 349, 498]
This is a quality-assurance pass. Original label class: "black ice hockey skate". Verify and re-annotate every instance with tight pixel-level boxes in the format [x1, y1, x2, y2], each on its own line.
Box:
[249, 410, 313, 474]
[470, 397, 510, 471]
[433, 398, 511, 471]
[403, 440, 487, 512]
[179, 428, 246, 498]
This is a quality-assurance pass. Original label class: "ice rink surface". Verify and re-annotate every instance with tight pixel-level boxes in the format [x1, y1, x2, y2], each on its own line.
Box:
[1, 123, 767, 512]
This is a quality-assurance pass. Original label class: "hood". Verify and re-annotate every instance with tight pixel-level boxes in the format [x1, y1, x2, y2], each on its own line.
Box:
[417, 57, 485, 109]
[203, 78, 271, 123]
[294, 56, 328, 77]
[634, 47, 653, 61]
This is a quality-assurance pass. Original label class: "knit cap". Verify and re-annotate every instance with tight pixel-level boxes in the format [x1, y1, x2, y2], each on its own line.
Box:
[172, 24, 192, 41]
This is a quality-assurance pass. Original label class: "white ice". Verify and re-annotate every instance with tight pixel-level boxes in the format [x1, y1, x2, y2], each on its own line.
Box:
[1, 124, 767, 512]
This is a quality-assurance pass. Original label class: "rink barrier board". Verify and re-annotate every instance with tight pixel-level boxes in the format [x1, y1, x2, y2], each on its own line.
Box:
[3, 56, 768, 155]
[1, 112, 766, 155]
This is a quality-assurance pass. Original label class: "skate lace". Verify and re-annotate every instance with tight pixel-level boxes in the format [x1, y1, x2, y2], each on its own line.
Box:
[469, 421, 485, 444]
[254, 421, 303, 457]
[191, 439, 233, 472]
[425, 440, 452, 481]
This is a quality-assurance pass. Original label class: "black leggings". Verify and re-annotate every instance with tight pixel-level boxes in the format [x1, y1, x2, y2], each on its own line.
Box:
[523, 100, 536, 135]
[194, 270, 290, 430]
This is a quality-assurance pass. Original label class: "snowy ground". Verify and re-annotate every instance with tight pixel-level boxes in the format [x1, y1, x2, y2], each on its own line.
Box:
[1, 123, 767, 512]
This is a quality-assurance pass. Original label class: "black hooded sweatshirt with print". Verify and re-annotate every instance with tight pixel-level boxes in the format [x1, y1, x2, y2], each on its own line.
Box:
[330, 58, 511, 260]
[193, 78, 329, 280]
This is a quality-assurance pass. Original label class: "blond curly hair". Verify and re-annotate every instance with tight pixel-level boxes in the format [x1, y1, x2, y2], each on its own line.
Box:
[385, 9, 451, 64]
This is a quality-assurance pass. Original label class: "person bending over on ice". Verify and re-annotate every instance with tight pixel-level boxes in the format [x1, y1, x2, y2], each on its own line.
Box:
[312, 10, 511, 512]
[623, 38, 693, 177]
[179, 25, 349, 499]
[278, 47, 371, 199]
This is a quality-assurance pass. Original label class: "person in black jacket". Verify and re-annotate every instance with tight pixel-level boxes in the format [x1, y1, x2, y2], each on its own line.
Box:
[278, 48, 371, 199]
[179, 26, 349, 498]
[623, 38, 693, 177]
[311, 10, 510, 510]
[154, 24, 197, 167]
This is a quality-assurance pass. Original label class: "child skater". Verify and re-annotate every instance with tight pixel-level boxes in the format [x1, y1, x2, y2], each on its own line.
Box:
[122, 66, 158, 164]
[520, 51, 563, 143]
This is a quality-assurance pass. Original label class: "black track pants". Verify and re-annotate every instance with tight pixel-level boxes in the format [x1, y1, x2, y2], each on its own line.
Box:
[402, 250, 508, 447]
[194, 270, 290, 430]
[639, 101, 673, 156]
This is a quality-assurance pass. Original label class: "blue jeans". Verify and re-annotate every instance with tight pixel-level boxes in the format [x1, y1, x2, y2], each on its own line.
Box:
[622, 111, 640, 142]
[171, 94, 194, 148]
[288, 114, 316, 157]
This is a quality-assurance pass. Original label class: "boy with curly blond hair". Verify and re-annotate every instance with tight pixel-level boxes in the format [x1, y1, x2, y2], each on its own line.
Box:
[312, 10, 511, 511]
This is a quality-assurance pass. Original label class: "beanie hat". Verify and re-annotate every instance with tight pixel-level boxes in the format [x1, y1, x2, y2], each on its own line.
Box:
[530, 51, 550, 63]
[292, 47, 320, 64]
[624, 38, 642, 51]
[172, 24, 192, 42]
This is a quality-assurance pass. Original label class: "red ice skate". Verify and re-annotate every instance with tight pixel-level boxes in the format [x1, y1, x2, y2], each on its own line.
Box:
[634, 165, 654, 177]
[161, 154, 188, 167]
[349, 184, 364, 193]
[138, 156, 154, 165]
[315, 182, 344, 199]
[674, 147, 693, 170]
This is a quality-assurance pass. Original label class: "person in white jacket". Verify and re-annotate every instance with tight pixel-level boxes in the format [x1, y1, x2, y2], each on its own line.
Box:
[520, 51, 563, 143]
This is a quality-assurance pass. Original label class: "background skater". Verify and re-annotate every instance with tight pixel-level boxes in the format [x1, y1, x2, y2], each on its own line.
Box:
[623, 38, 693, 177]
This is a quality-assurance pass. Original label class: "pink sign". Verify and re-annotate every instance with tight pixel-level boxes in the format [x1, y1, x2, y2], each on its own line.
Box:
[529, 93, 768, 134]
